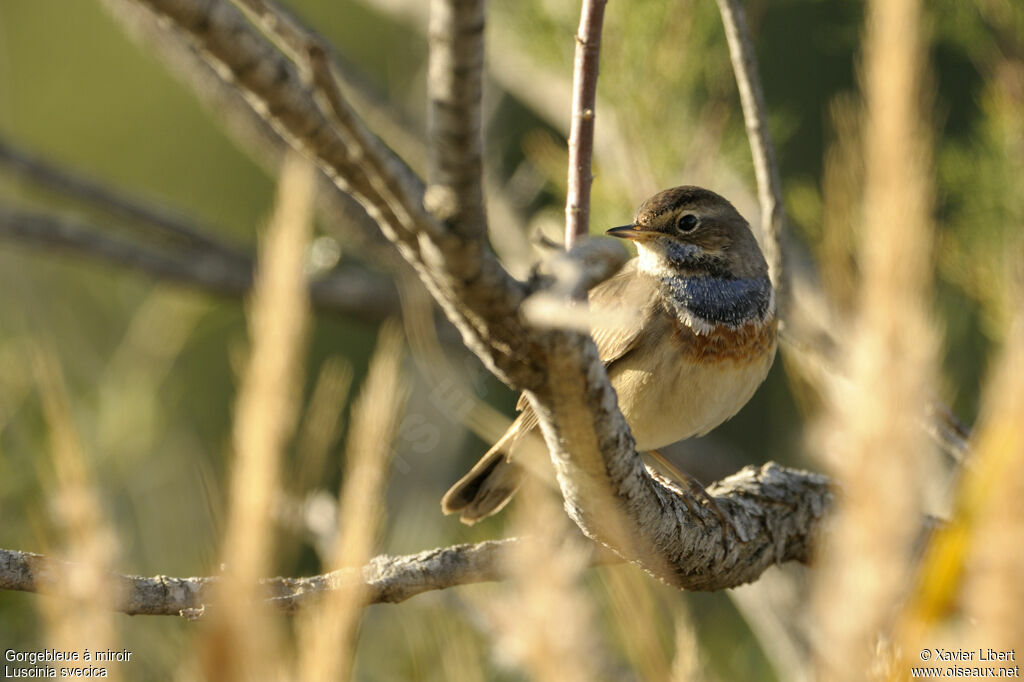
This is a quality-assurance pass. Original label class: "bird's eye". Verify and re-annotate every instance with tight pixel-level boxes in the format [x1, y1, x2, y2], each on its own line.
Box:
[676, 214, 699, 232]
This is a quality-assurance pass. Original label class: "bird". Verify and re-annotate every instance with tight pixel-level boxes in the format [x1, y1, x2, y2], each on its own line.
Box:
[441, 185, 778, 525]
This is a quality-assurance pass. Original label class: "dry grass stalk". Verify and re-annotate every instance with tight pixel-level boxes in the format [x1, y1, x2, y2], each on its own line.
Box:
[597, 565, 675, 681]
[435, 611, 489, 682]
[296, 321, 409, 682]
[819, 94, 863, 315]
[670, 611, 704, 682]
[275, 356, 353, 567]
[959, 317, 1024, 649]
[897, 312, 1024, 656]
[481, 478, 604, 682]
[0, 341, 32, 435]
[198, 152, 315, 682]
[292, 356, 354, 497]
[397, 276, 511, 447]
[34, 352, 122, 681]
[97, 292, 207, 458]
[810, 0, 938, 677]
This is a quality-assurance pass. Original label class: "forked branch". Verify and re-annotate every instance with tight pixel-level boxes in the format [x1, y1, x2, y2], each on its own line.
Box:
[43, 0, 833, 593]
[103, 0, 828, 588]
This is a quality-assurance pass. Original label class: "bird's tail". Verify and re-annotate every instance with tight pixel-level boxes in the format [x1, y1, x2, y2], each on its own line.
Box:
[440, 416, 525, 524]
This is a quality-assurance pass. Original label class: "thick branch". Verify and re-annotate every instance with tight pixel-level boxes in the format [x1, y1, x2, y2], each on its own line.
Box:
[532, 327, 831, 587]
[564, 0, 607, 248]
[426, 0, 487, 237]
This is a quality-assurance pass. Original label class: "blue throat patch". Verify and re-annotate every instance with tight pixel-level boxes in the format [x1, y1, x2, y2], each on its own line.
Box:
[660, 275, 772, 327]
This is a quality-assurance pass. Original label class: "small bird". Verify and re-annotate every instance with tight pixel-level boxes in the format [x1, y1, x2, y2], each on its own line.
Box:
[441, 186, 778, 524]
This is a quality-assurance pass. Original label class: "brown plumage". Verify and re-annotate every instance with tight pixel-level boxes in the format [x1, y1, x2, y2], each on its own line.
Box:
[441, 186, 778, 523]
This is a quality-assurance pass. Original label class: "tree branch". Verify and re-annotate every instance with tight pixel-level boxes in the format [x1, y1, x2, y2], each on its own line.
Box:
[714, 0, 787, 303]
[529, 325, 831, 586]
[564, 0, 607, 248]
[119, 0, 543, 393]
[109, 0, 837, 589]
[0, 207, 251, 297]
[426, 0, 487, 237]
[353, 0, 659, 206]
[102, 0, 400, 263]
[0, 541, 514, 616]
[0, 137, 250, 265]
[0, 463, 830, 615]
[0, 206, 400, 322]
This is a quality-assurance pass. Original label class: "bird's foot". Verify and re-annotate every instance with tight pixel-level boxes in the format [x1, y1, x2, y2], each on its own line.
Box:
[647, 449, 739, 547]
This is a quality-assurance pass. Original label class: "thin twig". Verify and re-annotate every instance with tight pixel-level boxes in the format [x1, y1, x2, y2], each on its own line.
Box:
[234, 0, 439, 246]
[714, 0, 787, 303]
[0, 137, 249, 265]
[715, 0, 971, 460]
[237, 0, 432, 219]
[303, 45, 437, 245]
[0, 542, 514, 615]
[564, 0, 608, 249]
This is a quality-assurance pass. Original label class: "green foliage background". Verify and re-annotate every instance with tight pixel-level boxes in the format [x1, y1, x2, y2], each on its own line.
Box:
[0, 0, 1019, 679]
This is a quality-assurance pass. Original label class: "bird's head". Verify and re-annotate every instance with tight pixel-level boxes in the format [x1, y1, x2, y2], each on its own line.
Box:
[606, 186, 767, 280]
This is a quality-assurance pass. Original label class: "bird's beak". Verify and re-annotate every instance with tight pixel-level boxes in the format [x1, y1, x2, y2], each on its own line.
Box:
[605, 224, 656, 241]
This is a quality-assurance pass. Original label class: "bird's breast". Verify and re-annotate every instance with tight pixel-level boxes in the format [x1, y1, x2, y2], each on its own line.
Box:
[609, 313, 777, 450]
[670, 313, 778, 364]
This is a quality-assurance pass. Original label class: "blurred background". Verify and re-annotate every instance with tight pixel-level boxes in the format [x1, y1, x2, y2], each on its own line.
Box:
[0, 0, 1020, 679]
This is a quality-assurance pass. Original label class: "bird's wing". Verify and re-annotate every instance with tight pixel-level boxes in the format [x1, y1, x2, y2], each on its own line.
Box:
[514, 257, 657, 415]
[588, 258, 660, 366]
